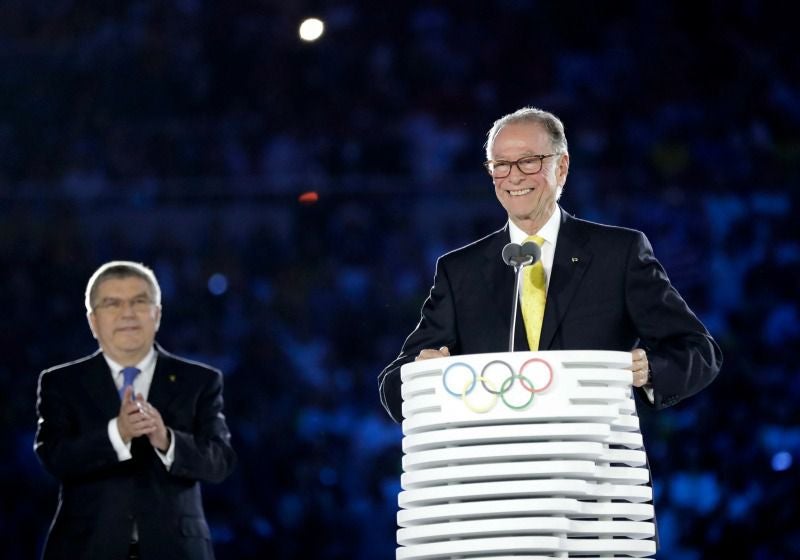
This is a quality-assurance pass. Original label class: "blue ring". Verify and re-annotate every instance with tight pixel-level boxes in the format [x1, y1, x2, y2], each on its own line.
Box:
[443, 362, 477, 397]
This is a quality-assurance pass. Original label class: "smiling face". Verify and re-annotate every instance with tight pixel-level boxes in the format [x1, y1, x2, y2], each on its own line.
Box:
[489, 121, 569, 234]
[88, 276, 161, 365]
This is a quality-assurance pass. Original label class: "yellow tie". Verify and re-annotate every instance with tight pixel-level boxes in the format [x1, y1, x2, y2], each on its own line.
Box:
[521, 235, 546, 351]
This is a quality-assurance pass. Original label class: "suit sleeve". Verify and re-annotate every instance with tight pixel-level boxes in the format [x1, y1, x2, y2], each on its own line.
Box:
[34, 370, 122, 480]
[168, 370, 236, 484]
[624, 232, 722, 409]
[378, 257, 459, 423]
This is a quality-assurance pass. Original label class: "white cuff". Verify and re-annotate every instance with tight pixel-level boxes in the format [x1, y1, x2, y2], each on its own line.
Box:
[107, 418, 132, 462]
[643, 384, 655, 404]
[154, 428, 175, 470]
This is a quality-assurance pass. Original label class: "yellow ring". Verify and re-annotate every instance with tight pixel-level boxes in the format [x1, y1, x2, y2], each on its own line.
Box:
[462, 375, 499, 413]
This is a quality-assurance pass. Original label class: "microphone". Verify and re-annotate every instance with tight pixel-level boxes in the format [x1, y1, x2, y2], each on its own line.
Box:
[501, 243, 523, 265]
[502, 242, 541, 352]
[519, 241, 541, 263]
[502, 242, 540, 267]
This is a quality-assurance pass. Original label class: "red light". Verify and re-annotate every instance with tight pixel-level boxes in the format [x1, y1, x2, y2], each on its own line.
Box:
[298, 191, 319, 204]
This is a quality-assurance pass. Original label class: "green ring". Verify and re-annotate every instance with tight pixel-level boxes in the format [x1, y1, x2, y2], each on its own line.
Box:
[500, 374, 535, 410]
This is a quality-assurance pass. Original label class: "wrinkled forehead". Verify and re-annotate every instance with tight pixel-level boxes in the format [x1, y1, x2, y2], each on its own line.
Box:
[490, 122, 553, 158]
[93, 275, 156, 300]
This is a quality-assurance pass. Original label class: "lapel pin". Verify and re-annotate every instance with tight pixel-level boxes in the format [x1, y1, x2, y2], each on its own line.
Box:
[168, 374, 176, 382]
[571, 257, 579, 263]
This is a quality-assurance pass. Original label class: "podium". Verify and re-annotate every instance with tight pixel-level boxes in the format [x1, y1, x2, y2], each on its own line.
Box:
[396, 351, 656, 559]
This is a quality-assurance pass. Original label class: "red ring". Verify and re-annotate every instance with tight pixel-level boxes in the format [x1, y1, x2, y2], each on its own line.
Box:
[519, 357, 554, 393]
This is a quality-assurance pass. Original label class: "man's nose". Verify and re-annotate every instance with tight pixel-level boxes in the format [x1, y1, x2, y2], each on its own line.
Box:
[120, 301, 137, 316]
[508, 165, 527, 182]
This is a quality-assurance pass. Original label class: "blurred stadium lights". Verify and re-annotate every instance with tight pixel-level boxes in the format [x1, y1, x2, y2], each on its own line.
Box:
[299, 18, 325, 42]
[208, 273, 229, 296]
[772, 451, 793, 472]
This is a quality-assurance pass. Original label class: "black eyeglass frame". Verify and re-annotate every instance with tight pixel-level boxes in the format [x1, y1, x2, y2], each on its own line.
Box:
[483, 153, 562, 178]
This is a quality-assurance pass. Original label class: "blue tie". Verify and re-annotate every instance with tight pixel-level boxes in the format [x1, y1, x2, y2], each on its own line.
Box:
[119, 367, 141, 399]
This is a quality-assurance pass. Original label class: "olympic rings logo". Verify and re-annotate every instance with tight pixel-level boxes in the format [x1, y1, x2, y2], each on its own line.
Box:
[442, 358, 555, 413]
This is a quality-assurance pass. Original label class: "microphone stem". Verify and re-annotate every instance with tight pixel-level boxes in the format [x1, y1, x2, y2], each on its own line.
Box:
[509, 263, 525, 352]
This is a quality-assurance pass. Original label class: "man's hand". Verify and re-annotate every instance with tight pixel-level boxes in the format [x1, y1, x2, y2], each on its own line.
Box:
[115, 387, 170, 451]
[631, 348, 650, 387]
[116, 387, 156, 443]
[415, 346, 451, 361]
[141, 401, 170, 452]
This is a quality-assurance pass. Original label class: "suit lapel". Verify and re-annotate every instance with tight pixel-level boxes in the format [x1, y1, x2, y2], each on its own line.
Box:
[540, 210, 593, 350]
[147, 345, 180, 412]
[481, 226, 518, 350]
[80, 351, 122, 419]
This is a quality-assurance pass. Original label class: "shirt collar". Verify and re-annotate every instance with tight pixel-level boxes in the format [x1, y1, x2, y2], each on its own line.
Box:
[102, 346, 157, 376]
[508, 205, 561, 246]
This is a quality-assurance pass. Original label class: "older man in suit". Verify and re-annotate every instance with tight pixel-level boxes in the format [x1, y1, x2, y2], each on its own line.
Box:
[378, 106, 722, 423]
[35, 261, 236, 560]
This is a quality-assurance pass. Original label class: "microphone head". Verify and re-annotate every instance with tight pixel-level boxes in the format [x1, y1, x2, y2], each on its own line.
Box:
[502, 242, 537, 266]
[519, 241, 542, 264]
[502, 243, 522, 266]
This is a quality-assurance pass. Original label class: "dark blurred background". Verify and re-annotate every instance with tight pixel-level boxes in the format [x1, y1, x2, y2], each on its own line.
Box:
[1, 1, 798, 559]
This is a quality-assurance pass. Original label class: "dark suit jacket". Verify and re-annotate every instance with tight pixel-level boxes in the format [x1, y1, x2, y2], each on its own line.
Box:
[35, 343, 236, 560]
[379, 209, 722, 423]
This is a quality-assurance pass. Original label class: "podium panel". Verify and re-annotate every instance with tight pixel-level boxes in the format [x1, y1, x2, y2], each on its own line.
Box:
[396, 351, 656, 559]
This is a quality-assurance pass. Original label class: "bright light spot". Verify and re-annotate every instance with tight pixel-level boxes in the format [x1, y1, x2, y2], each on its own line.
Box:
[772, 451, 793, 472]
[299, 18, 324, 42]
[208, 273, 228, 296]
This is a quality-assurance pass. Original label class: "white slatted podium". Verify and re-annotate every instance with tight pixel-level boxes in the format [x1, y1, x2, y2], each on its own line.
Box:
[396, 351, 656, 559]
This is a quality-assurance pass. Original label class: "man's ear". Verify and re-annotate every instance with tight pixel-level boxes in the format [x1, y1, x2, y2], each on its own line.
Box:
[87, 312, 99, 339]
[154, 306, 162, 331]
[557, 152, 570, 187]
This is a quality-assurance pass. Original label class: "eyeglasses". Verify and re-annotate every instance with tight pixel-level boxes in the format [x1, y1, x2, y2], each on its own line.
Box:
[93, 296, 155, 314]
[484, 153, 561, 178]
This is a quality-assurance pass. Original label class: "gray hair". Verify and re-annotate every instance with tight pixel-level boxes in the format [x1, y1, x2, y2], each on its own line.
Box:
[485, 106, 568, 160]
[85, 261, 161, 314]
